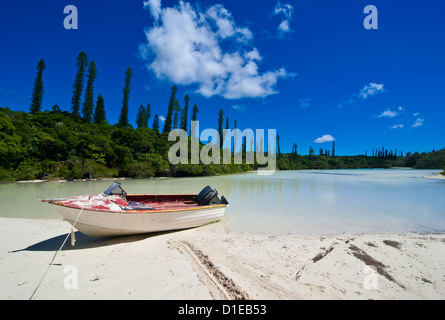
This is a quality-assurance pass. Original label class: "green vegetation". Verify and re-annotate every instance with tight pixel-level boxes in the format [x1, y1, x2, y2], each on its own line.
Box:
[1, 104, 444, 183]
[93, 94, 106, 125]
[1, 52, 444, 183]
[276, 148, 445, 170]
[0, 106, 253, 182]
[1, 101, 443, 183]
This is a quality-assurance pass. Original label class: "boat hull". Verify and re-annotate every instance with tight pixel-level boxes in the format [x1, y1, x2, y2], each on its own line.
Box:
[55, 205, 226, 237]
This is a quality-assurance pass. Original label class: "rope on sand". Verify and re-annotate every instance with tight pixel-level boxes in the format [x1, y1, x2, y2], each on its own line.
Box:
[29, 207, 84, 300]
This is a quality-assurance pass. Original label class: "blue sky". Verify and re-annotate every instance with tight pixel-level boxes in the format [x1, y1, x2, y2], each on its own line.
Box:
[0, 0, 444, 155]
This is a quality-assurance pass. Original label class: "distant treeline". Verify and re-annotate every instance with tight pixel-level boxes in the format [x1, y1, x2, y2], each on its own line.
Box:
[278, 141, 445, 171]
[276, 149, 445, 171]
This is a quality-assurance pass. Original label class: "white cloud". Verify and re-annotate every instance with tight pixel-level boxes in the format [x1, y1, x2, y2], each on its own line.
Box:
[412, 118, 424, 128]
[378, 108, 398, 118]
[159, 115, 166, 123]
[206, 5, 252, 41]
[278, 20, 290, 33]
[273, 2, 294, 38]
[231, 104, 245, 111]
[339, 82, 385, 108]
[143, 0, 162, 21]
[358, 83, 384, 99]
[314, 134, 335, 143]
[298, 98, 310, 108]
[390, 124, 404, 129]
[139, 1, 292, 99]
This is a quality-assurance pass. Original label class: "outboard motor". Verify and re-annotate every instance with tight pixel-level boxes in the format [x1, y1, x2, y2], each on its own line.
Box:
[197, 186, 229, 206]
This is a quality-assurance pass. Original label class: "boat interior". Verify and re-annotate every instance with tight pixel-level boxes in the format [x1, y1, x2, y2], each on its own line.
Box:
[103, 182, 222, 211]
[124, 194, 201, 211]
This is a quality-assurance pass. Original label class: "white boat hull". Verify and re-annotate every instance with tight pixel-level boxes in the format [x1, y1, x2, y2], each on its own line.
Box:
[56, 205, 226, 237]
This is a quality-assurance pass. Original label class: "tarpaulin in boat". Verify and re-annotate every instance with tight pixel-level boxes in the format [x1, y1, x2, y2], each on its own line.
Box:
[123, 201, 155, 211]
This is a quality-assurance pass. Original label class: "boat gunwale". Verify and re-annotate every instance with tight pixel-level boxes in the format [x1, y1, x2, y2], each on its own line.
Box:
[49, 201, 227, 214]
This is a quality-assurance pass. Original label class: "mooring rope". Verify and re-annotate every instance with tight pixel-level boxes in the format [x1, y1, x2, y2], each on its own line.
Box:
[29, 206, 85, 300]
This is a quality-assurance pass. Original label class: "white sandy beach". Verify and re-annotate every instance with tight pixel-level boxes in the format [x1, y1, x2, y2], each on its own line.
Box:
[1, 217, 444, 300]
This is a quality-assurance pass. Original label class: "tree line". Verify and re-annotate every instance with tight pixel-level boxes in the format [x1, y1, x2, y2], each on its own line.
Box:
[276, 146, 445, 171]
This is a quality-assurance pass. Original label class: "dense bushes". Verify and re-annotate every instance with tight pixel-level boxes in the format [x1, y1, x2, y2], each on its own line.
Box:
[0, 107, 255, 182]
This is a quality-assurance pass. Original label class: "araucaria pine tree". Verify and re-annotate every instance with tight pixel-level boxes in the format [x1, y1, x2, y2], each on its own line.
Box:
[145, 103, 151, 125]
[136, 105, 147, 129]
[93, 94, 106, 124]
[82, 61, 97, 122]
[71, 52, 89, 118]
[118, 67, 133, 127]
[173, 100, 181, 129]
[163, 85, 177, 133]
[30, 59, 46, 113]
[152, 114, 160, 133]
[190, 104, 198, 135]
[217, 109, 224, 141]
[191, 104, 198, 121]
[181, 94, 190, 132]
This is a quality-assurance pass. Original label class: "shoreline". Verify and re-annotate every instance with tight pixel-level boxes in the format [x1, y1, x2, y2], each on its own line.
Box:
[3, 168, 444, 185]
[1, 217, 444, 300]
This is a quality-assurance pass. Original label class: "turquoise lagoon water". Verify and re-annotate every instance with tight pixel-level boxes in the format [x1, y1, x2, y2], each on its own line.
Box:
[0, 169, 444, 235]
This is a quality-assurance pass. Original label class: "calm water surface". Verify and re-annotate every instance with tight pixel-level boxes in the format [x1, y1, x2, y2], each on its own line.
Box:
[0, 169, 444, 235]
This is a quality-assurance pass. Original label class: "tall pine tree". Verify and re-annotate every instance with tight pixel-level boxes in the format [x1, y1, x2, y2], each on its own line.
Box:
[30, 59, 46, 114]
[217, 109, 224, 142]
[152, 114, 160, 133]
[173, 99, 181, 129]
[136, 105, 147, 129]
[93, 94, 106, 124]
[82, 61, 97, 122]
[191, 104, 198, 121]
[181, 94, 190, 132]
[190, 104, 199, 135]
[71, 52, 89, 118]
[163, 85, 177, 133]
[145, 103, 151, 125]
[118, 67, 133, 127]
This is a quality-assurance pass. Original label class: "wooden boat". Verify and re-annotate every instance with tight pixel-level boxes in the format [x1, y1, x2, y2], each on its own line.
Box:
[43, 183, 228, 237]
